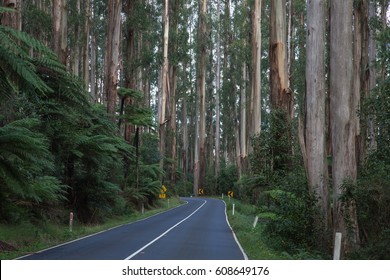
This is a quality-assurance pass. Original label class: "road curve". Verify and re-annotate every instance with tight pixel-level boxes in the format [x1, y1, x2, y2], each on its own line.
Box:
[19, 197, 246, 260]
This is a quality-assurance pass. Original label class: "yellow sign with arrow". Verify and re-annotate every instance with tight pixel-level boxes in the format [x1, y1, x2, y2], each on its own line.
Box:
[159, 185, 167, 199]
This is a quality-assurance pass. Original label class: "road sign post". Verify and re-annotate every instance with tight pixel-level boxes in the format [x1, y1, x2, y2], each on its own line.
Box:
[232, 204, 235, 216]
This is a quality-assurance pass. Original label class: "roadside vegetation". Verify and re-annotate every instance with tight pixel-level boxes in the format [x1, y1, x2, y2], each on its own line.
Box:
[223, 197, 325, 260]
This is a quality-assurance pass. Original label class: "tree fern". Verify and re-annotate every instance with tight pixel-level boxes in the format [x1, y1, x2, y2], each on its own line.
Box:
[0, 118, 67, 222]
[0, 14, 156, 223]
[0, 27, 55, 96]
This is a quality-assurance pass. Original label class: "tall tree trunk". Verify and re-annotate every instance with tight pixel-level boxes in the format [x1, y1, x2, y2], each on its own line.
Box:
[287, 0, 292, 83]
[353, 0, 364, 166]
[51, 0, 67, 65]
[90, 31, 97, 102]
[72, 0, 80, 76]
[240, 0, 248, 173]
[105, 0, 122, 121]
[170, 66, 177, 184]
[359, 0, 368, 165]
[169, 0, 180, 185]
[82, 0, 90, 90]
[207, 47, 214, 172]
[249, 0, 261, 154]
[304, 0, 331, 247]
[159, 0, 169, 181]
[367, 0, 377, 152]
[181, 62, 188, 178]
[215, 0, 221, 178]
[330, 0, 360, 257]
[233, 64, 242, 177]
[270, 0, 292, 170]
[270, 0, 292, 116]
[221, 0, 230, 165]
[122, 0, 136, 142]
[240, 61, 247, 170]
[380, 0, 388, 81]
[195, 0, 207, 195]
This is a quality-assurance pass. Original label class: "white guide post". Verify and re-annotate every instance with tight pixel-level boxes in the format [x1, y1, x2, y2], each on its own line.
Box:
[333, 232, 342, 260]
[253, 216, 259, 228]
[69, 212, 73, 232]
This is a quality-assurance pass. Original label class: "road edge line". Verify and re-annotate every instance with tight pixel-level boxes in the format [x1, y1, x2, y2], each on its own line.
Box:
[222, 199, 249, 260]
[16, 199, 188, 260]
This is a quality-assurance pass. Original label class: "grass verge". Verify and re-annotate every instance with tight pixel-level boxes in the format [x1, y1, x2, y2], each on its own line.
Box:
[223, 197, 287, 260]
[0, 197, 182, 260]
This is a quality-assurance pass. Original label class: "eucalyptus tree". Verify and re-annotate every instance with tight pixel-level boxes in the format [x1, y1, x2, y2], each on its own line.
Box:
[105, 0, 122, 121]
[249, 0, 261, 153]
[330, 0, 360, 256]
[303, 0, 330, 247]
[194, 0, 207, 195]
[215, 0, 221, 177]
[269, 0, 293, 170]
[51, 0, 67, 65]
[239, 0, 249, 173]
[159, 0, 169, 180]
[367, 0, 377, 152]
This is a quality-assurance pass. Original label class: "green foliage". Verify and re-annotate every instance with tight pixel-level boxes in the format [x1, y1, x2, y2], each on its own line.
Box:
[0, 22, 151, 225]
[218, 164, 239, 196]
[354, 36, 390, 258]
[0, 25, 59, 97]
[175, 179, 193, 197]
[0, 118, 67, 223]
[23, 2, 51, 39]
[346, 156, 390, 259]
[123, 132, 164, 208]
[246, 110, 319, 255]
[258, 170, 318, 253]
[364, 78, 390, 161]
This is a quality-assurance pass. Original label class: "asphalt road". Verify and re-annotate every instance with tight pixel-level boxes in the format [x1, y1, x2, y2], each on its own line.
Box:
[19, 197, 247, 260]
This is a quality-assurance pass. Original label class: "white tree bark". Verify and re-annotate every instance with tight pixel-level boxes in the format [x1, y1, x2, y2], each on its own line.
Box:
[305, 0, 330, 242]
[159, 0, 169, 175]
[330, 0, 360, 256]
[249, 0, 261, 154]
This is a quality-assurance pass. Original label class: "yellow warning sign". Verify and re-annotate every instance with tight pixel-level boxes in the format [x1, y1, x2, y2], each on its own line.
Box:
[159, 185, 167, 199]
[159, 193, 166, 199]
[198, 188, 204, 195]
[228, 191, 234, 198]
[162, 185, 167, 193]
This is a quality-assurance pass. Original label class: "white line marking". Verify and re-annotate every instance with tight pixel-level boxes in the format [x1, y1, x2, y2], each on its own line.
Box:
[124, 199, 207, 260]
[16, 201, 188, 260]
[222, 200, 249, 260]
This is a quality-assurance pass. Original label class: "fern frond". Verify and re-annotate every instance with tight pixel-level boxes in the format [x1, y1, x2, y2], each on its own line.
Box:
[0, 7, 16, 13]
[118, 87, 144, 100]
[0, 25, 57, 59]
[29, 176, 68, 203]
[0, 44, 52, 94]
